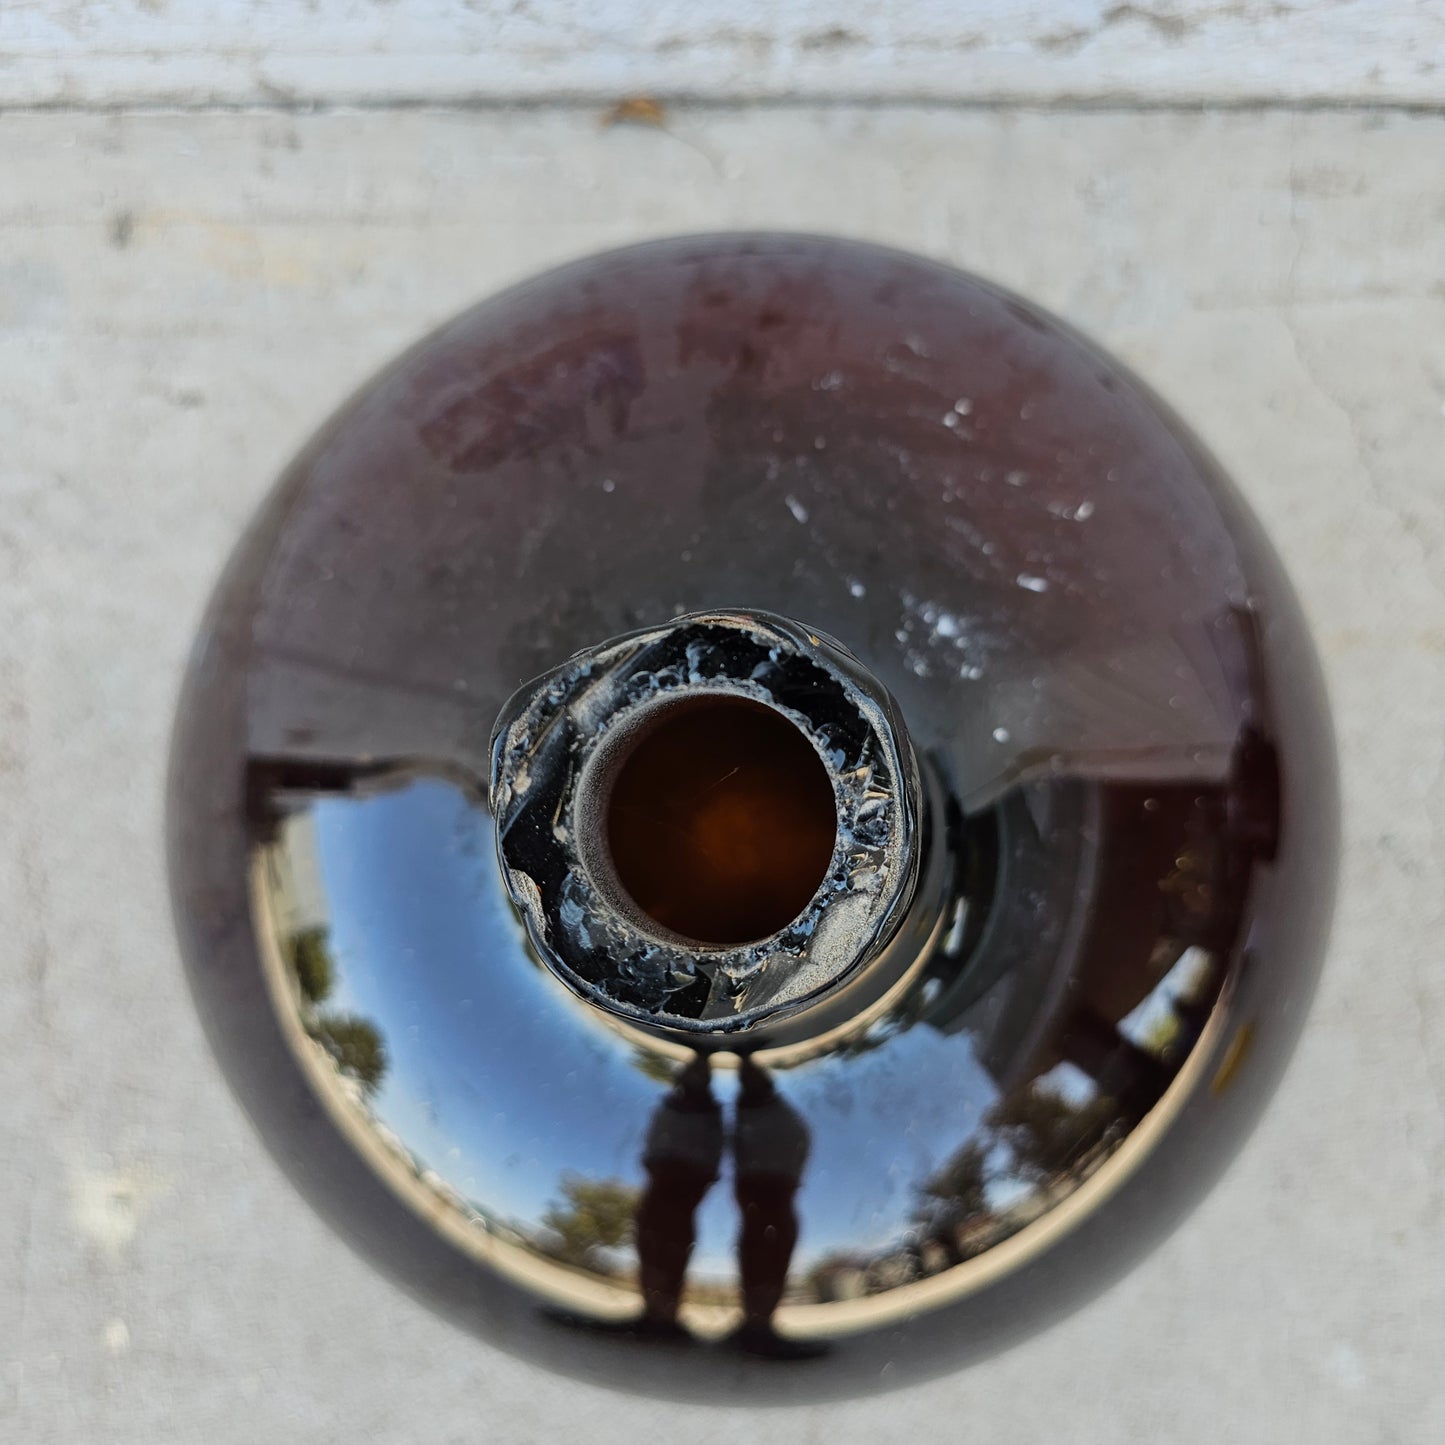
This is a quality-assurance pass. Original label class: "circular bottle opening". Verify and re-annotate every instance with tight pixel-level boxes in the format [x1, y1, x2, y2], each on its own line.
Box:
[599, 695, 838, 947]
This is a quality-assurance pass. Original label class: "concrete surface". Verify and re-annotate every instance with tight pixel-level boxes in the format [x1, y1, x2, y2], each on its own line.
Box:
[4, 1, 1445, 107]
[1, 105, 1442, 1442]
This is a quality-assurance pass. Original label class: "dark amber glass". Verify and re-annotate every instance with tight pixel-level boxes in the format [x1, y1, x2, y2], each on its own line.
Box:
[169, 234, 1336, 1400]
[605, 696, 838, 947]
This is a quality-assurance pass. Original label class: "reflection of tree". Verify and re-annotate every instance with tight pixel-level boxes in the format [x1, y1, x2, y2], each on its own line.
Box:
[1141, 1010, 1185, 1063]
[309, 1013, 388, 1096]
[916, 1139, 990, 1231]
[804, 1251, 867, 1303]
[910, 1138, 994, 1269]
[279, 920, 389, 1098]
[987, 1083, 1115, 1185]
[291, 926, 335, 1004]
[539, 1174, 640, 1271]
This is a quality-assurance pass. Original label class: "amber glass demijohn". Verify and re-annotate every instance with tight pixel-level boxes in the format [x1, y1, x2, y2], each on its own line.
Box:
[170, 234, 1337, 1399]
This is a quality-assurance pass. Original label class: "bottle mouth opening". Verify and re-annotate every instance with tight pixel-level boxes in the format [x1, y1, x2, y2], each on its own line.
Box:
[584, 694, 838, 948]
[488, 609, 924, 1035]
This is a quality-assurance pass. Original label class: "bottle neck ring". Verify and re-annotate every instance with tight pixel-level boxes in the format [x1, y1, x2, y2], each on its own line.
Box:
[489, 610, 933, 1044]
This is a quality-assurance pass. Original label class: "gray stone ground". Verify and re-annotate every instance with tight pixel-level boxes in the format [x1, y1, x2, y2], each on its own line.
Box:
[2, 107, 1442, 1443]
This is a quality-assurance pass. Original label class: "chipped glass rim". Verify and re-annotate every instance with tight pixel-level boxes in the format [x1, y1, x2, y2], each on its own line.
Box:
[488, 609, 925, 1038]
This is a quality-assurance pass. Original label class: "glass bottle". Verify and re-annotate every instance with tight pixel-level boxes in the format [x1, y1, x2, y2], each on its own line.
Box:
[170, 234, 1336, 1398]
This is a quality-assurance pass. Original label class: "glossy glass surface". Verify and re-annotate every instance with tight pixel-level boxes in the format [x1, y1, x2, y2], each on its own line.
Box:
[169, 234, 1336, 1399]
[489, 608, 924, 1039]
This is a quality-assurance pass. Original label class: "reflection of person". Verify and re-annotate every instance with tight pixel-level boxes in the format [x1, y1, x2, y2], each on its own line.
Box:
[731, 1055, 811, 1354]
[627, 1052, 824, 1359]
[633, 1053, 724, 1339]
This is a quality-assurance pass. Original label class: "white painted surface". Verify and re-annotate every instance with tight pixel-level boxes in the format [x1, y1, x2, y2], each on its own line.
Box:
[3, 0, 1445, 107]
[2, 105, 1442, 1442]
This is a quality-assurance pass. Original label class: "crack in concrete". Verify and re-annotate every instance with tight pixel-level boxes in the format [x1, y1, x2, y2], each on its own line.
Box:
[1278, 132, 1445, 1158]
[4, 95, 1445, 117]
[1281, 141, 1445, 618]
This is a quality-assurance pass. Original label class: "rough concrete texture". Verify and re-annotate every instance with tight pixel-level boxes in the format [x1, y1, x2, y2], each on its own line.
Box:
[5, 1, 1445, 106]
[1, 107, 1442, 1442]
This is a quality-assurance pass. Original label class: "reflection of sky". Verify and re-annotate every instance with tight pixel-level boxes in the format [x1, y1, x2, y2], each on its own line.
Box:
[304, 778, 1000, 1273]
[1118, 945, 1211, 1050]
[1035, 1060, 1096, 1107]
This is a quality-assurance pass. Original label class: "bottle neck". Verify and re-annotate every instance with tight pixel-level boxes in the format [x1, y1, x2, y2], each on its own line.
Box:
[489, 609, 944, 1048]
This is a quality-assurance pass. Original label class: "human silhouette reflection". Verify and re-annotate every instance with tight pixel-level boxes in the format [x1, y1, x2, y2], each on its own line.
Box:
[595, 1051, 822, 1357]
[730, 1055, 814, 1356]
[633, 1052, 723, 1340]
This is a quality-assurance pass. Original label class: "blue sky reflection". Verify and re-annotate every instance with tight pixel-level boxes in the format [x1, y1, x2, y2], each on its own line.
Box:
[303, 777, 1000, 1273]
